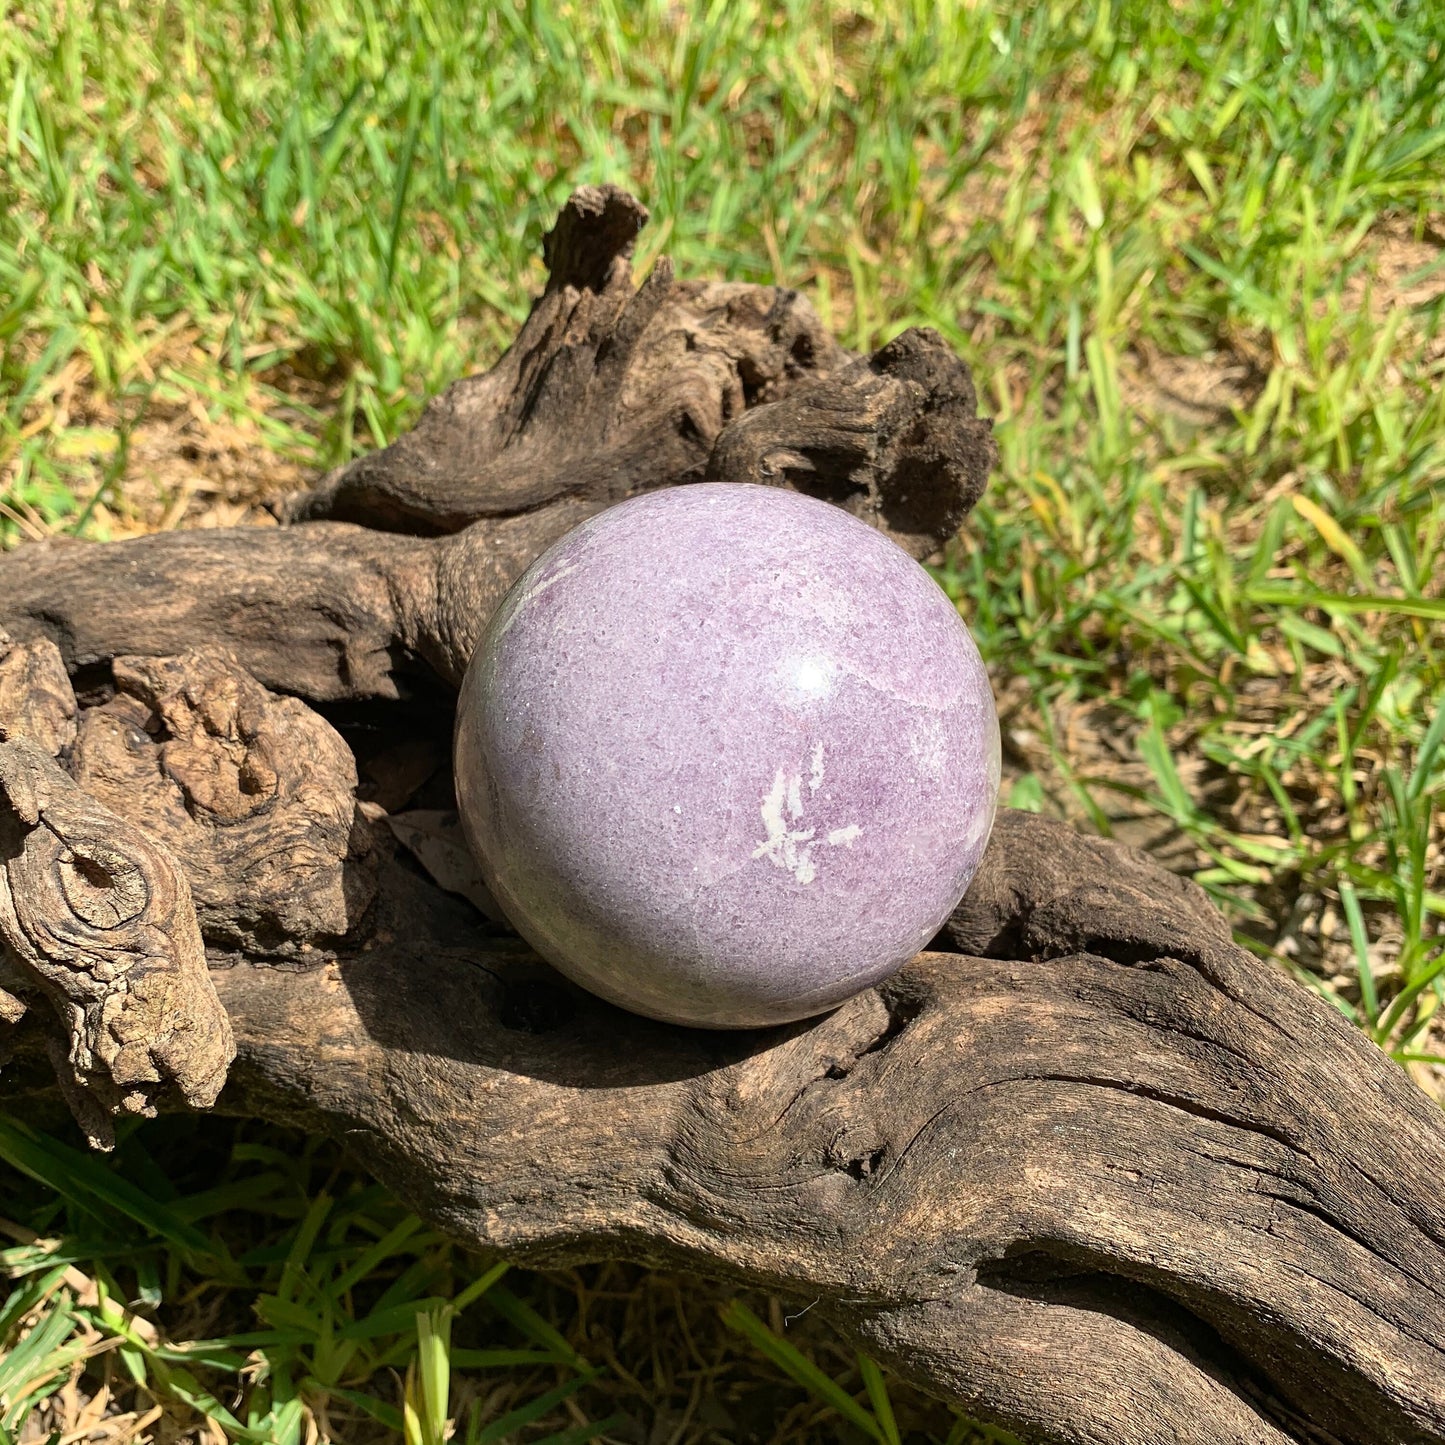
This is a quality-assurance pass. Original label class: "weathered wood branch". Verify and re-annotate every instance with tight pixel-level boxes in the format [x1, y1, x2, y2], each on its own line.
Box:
[0, 513, 568, 702]
[705, 326, 997, 556]
[279, 185, 851, 533]
[0, 328, 991, 705]
[0, 723, 232, 1148]
[69, 648, 376, 954]
[0, 631, 78, 756]
[200, 814, 1445, 1445]
[1, 186, 1441, 1444]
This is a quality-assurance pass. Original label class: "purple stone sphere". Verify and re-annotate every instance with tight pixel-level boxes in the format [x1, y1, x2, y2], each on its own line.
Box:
[454, 482, 1000, 1029]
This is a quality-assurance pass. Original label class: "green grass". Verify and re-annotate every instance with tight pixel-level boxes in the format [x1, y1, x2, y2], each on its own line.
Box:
[0, 1115, 603, 1445]
[0, 1114, 1005, 1443]
[2, 0, 1443, 1439]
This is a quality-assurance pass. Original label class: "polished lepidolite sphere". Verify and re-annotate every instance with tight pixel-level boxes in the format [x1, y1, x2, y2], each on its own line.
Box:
[454, 483, 1000, 1029]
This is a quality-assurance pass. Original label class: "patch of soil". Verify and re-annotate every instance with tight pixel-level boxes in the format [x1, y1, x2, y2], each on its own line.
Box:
[99, 404, 304, 537]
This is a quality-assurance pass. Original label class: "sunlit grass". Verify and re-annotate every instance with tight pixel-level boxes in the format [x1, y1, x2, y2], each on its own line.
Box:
[0, 1115, 1005, 1443]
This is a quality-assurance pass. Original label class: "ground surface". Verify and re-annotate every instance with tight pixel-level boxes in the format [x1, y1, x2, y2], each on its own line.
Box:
[1, 0, 1442, 1441]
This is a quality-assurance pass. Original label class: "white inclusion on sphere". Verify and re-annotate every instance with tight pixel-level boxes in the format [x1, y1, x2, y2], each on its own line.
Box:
[909, 713, 949, 779]
[795, 658, 828, 693]
[752, 750, 862, 885]
[490, 561, 580, 641]
[516, 562, 579, 614]
[754, 768, 817, 884]
[786, 772, 804, 822]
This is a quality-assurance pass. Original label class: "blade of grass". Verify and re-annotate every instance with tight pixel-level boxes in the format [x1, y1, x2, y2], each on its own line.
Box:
[721, 1300, 887, 1443]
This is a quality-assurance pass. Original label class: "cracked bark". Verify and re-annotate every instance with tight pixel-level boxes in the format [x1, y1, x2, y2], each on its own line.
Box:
[0, 700, 232, 1147]
[2, 186, 1443, 1445]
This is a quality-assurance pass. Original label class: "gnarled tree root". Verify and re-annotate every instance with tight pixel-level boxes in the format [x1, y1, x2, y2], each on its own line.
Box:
[2, 186, 1443, 1445]
[0, 727, 232, 1147]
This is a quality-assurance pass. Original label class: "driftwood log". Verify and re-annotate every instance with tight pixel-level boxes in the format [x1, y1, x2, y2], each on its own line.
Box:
[2, 186, 1444, 1445]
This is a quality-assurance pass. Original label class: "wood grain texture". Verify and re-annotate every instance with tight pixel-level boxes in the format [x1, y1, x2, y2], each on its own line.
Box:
[705, 326, 997, 557]
[0, 734, 232, 1148]
[69, 648, 377, 955]
[0, 509, 589, 702]
[0, 631, 78, 756]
